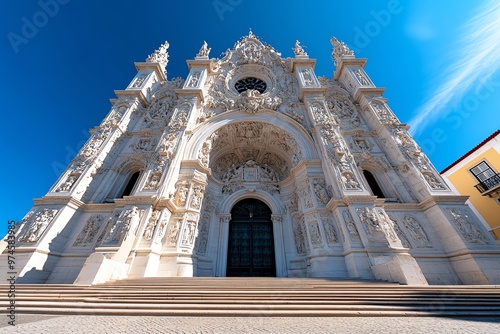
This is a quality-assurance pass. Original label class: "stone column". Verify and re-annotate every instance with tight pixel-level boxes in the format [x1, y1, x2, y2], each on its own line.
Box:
[216, 214, 231, 277]
[271, 214, 287, 277]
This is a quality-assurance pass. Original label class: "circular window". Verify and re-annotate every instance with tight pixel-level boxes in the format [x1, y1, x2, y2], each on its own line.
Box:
[234, 77, 267, 94]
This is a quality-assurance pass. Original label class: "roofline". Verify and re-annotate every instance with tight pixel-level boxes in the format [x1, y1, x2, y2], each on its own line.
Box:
[440, 129, 500, 174]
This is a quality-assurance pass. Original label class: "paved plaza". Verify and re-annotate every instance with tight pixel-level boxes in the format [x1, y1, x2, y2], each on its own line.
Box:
[1, 315, 500, 333]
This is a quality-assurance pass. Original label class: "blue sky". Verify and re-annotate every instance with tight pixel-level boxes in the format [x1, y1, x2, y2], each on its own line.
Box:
[1, 0, 499, 237]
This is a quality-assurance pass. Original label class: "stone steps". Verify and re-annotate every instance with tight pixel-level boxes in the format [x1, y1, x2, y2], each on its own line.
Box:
[3, 277, 500, 316]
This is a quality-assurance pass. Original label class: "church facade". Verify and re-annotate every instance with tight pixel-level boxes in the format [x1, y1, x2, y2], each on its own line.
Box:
[3, 33, 500, 285]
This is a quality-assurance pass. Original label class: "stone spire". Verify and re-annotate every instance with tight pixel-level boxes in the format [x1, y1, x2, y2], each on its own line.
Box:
[146, 41, 170, 70]
[330, 37, 354, 66]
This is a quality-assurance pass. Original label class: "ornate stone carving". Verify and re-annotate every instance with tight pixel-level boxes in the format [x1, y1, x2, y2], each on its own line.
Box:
[198, 137, 213, 167]
[159, 131, 180, 159]
[353, 68, 370, 86]
[155, 217, 168, 244]
[56, 173, 79, 192]
[389, 216, 411, 248]
[449, 208, 490, 244]
[168, 103, 190, 131]
[377, 210, 399, 243]
[327, 97, 353, 116]
[143, 172, 162, 191]
[131, 136, 156, 153]
[195, 213, 210, 254]
[18, 209, 58, 243]
[235, 89, 282, 113]
[370, 100, 398, 124]
[69, 110, 122, 173]
[202, 193, 217, 213]
[181, 216, 197, 247]
[351, 136, 372, 154]
[320, 121, 362, 191]
[402, 215, 431, 248]
[143, 210, 160, 241]
[356, 208, 386, 243]
[209, 122, 300, 177]
[234, 31, 264, 65]
[173, 180, 190, 207]
[292, 40, 308, 57]
[220, 160, 280, 195]
[213, 154, 240, 179]
[190, 184, 205, 210]
[300, 68, 315, 86]
[103, 207, 142, 245]
[73, 215, 104, 247]
[313, 178, 330, 206]
[308, 221, 323, 245]
[187, 70, 202, 88]
[146, 40, 169, 68]
[132, 73, 148, 88]
[284, 102, 305, 124]
[322, 218, 338, 244]
[423, 172, 447, 190]
[297, 179, 313, 209]
[292, 215, 306, 254]
[147, 94, 176, 127]
[196, 41, 211, 58]
[390, 126, 447, 191]
[166, 216, 183, 246]
[343, 211, 360, 241]
[310, 101, 329, 124]
[330, 37, 354, 66]
[286, 193, 299, 214]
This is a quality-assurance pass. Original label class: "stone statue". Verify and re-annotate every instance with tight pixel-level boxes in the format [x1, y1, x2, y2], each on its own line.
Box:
[292, 40, 308, 57]
[196, 41, 211, 58]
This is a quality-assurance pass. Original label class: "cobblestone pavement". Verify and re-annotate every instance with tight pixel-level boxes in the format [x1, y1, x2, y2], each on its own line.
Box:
[1, 315, 500, 333]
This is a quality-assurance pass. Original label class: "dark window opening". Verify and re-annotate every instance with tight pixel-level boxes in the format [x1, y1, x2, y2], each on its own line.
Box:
[234, 77, 267, 94]
[363, 170, 385, 198]
[120, 171, 140, 198]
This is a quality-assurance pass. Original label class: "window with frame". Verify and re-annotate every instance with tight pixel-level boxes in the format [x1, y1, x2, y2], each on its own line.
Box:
[470, 161, 496, 183]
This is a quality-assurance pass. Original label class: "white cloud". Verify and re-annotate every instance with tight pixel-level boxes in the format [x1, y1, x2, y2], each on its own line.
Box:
[409, 0, 500, 135]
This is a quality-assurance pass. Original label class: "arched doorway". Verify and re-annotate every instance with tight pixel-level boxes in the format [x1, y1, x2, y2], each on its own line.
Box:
[227, 199, 276, 277]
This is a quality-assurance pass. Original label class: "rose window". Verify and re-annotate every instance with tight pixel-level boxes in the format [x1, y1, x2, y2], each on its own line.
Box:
[234, 77, 267, 94]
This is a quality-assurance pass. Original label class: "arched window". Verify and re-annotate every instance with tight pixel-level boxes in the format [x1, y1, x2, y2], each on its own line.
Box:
[363, 170, 385, 198]
[119, 171, 140, 198]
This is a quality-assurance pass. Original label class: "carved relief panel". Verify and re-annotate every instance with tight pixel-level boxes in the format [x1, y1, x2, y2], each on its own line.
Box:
[17, 209, 58, 243]
[100, 207, 144, 246]
[73, 214, 106, 248]
[448, 208, 491, 245]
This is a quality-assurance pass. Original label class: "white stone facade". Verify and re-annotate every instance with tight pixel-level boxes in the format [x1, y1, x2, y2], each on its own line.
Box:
[2, 33, 500, 285]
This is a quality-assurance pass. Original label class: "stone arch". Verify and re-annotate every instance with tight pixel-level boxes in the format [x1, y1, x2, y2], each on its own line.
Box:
[184, 110, 319, 165]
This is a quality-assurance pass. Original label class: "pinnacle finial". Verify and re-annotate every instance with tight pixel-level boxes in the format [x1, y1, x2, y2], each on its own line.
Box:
[146, 41, 170, 69]
[330, 37, 354, 66]
[196, 41, 211, 59]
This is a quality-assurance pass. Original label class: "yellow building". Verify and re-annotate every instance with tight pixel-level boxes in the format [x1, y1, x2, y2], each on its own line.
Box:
[441, 130, 500, 238]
